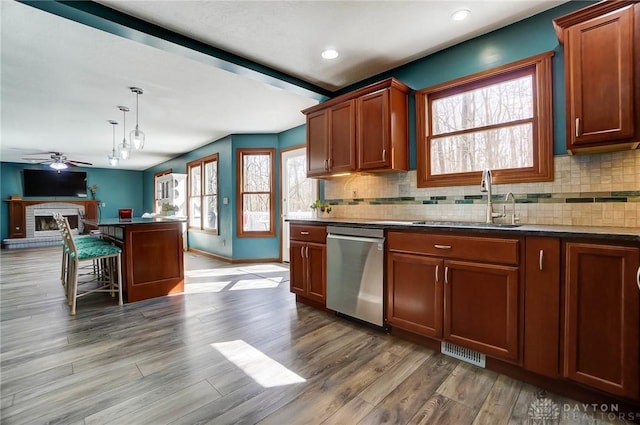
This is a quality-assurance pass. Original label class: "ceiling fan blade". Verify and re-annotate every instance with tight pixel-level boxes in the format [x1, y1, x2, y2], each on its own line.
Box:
[21, 158, 52, 162]
[63, 162, 79, 167]
[67, 160, 93, 166]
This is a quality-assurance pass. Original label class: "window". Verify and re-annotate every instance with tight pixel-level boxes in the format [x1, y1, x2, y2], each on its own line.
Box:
[237, 148, 275, 238]
[416, 51, 554, 187]
[187, 153, 218, 233]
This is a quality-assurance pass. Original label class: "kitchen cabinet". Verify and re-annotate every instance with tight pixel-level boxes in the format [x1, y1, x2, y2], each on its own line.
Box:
[289, 224, 326, 305]
[8, 201, 26, 238]
[563, 241, 639, 399]
[554, 2, 640, 154]
[386, 231, 521, 362]
[302, 78, 409, 177]
[523, 237, 561, 378]
[155, 173, 186, 215]
[306, 101, 356, 177]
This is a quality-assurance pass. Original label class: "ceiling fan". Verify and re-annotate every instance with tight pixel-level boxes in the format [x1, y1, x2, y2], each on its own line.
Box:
[22, 152, 93, 170]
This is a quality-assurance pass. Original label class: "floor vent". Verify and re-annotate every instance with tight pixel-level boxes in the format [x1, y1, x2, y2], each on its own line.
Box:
[441, 341, 486, 368]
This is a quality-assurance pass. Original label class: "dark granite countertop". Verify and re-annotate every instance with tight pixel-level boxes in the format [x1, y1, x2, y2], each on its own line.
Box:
[286, 217, 640, 243]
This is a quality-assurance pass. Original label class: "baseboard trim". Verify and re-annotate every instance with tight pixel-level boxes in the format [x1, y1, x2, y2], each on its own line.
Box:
[186, 248, 281, 264]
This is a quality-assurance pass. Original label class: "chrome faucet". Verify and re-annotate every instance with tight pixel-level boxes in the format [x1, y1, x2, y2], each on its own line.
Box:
[480, 169, 505, 223]
[504, 192, 520, 225]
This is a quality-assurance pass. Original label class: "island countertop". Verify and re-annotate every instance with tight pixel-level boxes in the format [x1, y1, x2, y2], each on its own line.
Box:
[83, 216, 187, 226]
[86, 217, 185, 303]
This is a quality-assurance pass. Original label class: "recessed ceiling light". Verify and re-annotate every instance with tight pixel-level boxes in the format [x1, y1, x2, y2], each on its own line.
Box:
[451, 9, 470, 21]
[321, 49, 339, 60]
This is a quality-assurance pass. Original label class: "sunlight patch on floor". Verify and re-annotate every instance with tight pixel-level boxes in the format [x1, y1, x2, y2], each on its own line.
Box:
[237, 264, 289, 274]
[184, 281, 232, 293]
[229, 278, 282, 291]
[211, 340, 305, 388]
[185, 268, 248, 278]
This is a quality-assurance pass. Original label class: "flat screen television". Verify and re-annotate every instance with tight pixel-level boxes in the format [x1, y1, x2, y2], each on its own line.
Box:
[23, 169, 88, 197]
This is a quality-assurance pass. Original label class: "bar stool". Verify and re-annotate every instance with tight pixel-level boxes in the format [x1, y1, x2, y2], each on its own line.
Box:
[59, 216, 123, 315]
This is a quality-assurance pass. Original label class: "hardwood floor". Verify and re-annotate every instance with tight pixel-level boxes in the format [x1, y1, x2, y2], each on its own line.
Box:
[0, 247, 632, 424]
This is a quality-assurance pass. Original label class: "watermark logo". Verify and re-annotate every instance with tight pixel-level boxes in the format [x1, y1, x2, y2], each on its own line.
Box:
[527, 397, 560, 424]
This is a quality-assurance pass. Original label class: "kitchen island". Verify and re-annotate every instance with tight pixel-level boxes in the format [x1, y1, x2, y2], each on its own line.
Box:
[84, 217, 185, 302]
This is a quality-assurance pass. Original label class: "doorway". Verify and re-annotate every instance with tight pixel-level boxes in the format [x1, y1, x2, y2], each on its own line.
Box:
[281, 147, 318, 262]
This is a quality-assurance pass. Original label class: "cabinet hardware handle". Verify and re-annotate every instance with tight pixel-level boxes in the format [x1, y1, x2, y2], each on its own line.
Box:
[434, 244, 452, 249]
[575, 118, 580, 138]
[637, 266, 640, 291]
[435, 265, 439, 283]
[301, 246, 305, 259]
[324, 159, 329, 170]
[444, 266, 449, 284]
[300, 231, 310, 235]
[539, 250, 544, 271]
[382, 149, 386, 161]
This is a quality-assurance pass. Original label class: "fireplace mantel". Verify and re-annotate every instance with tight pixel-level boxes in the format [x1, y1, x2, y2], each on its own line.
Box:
[6, 199, 98, 239]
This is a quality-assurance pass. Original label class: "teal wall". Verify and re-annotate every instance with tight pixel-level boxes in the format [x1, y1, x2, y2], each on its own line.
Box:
[333, 1, 593, 166]
[278, 124, 306, 150]
[1, 162, 143, 240]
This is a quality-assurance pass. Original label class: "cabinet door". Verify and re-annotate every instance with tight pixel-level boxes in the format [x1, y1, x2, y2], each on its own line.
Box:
[85, 201, 98, 221]
[444, 260, 520, 361]
[387, 252, 443, 338]
[329, 100, 356, 174]
[289, 240, 307, 296]
[524, 237, 560, 378]
[306, 109, 329, 176]
[563, 242, 639, 398]
[357, 89, 390, 170]
[305, 242, 326, 304]
[566, 5, 635, 148]
[9, 202, 25, 238]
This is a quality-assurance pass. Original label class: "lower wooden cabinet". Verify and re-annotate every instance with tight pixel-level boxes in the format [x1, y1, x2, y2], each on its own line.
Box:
[289, 225, 327, 305]
[563, 241, 640, 399]
[387, 251, 442, 338]
[444, 260, 519, 361]
[523, 237, 561, 378]
[386, 231, 521, 362]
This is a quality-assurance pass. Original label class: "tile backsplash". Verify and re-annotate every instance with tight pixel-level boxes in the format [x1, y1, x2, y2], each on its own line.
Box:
[324, 150, 640, 228]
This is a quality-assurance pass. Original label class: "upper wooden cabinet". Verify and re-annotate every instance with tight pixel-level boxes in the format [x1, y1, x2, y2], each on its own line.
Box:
[554, 1, 640, 154]
[302, 78, 410, 177]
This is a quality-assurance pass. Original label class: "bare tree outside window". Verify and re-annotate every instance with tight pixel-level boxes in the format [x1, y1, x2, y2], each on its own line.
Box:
[287, 154, 314, 217]
[415, 52, 554, 187]
[187, 153, 218, 234]
[238, 148, 276, 237]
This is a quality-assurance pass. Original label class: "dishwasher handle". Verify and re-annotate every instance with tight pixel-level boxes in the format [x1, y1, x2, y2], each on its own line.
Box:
[327, 233, 385, 245]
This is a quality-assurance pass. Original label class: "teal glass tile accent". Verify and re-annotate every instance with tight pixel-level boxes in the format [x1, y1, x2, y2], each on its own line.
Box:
[595, 197, 627, 203]
[516, 199, 538, 203]
[347, 201, 360, 205]
[399, 196, 416, 201]
[422, 200, 438, 204]
[526, 193, 552, 199]
[611, 191, 640, 197]
[455, 199, 474, 204]
[566, 198, 594, 203]
[464, 195, 483, 200]
[353, 198, 364, 202]
[430, 196, 447, 200]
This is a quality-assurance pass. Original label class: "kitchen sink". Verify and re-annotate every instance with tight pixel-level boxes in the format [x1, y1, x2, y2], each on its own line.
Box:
[410, 221, 522, 228]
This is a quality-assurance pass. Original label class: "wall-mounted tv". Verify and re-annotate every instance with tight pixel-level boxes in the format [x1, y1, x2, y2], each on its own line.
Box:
[23, 169, 87, 197]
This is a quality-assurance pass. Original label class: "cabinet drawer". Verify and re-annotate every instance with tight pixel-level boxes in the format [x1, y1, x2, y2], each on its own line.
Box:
[387, 231, 519, 265]
[290, 225, 327, 243]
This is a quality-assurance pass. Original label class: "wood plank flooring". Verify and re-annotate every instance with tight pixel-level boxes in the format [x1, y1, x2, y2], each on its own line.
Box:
[0, 247, 632, 424]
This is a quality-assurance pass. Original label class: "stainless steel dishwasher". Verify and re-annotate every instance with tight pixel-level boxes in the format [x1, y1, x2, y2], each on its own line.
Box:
[326, 226, 385, 327]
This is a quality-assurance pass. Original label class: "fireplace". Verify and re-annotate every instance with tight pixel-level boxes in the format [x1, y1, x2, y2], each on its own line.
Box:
[25, 204, 85, 239]
[33, 209, 80, 237]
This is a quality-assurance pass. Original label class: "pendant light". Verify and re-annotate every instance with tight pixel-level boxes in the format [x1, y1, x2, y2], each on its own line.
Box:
[118, 106, 132, 160]
[129, 87, 145, 150]
[108, 120, 119, 166]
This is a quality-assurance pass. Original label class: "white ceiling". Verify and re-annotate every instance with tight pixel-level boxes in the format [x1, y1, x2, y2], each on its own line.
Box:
[1, 0, 567, 171]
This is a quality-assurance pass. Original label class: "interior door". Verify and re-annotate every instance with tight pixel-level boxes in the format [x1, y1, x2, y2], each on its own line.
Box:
[281, 147, 318, 262]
